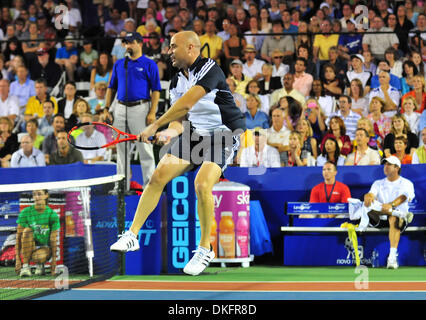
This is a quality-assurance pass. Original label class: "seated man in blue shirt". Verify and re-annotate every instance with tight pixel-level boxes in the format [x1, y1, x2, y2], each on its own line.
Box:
[338, 19, 363, 61]
[55, 35, 79, 82]
[370, 60, 402, 91]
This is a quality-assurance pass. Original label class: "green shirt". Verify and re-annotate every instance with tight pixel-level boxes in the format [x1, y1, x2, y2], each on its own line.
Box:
[17, 205, 61, 246]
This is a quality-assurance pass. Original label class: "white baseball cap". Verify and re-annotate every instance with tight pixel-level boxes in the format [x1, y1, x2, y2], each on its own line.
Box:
[382, 156, 401, 168]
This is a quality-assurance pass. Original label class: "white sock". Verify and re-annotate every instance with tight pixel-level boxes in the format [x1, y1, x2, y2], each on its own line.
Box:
[198, 246, 210, 253]
[389, 247, 397, 258]
[22, 264, 29, 268]
[391, 210, 403, 218]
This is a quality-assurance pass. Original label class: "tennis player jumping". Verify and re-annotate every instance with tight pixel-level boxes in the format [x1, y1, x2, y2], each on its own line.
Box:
[110, 31, 246, 275]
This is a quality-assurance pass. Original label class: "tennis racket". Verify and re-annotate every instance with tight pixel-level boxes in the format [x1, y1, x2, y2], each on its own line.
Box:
[67, 122, 153, 150]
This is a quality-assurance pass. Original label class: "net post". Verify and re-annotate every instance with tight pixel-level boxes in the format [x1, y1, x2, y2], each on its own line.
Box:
[117, 177, 126, 275]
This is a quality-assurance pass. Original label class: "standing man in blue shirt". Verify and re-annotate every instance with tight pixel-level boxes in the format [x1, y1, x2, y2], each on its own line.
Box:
[105, 32, 161, 192]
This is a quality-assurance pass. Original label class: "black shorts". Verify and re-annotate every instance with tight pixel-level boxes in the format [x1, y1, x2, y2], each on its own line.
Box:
[167, 126, 240, 172]
[355, 210, 408, 232]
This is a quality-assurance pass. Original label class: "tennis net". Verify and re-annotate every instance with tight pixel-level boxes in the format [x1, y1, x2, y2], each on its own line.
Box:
[0, 173, 125, 300]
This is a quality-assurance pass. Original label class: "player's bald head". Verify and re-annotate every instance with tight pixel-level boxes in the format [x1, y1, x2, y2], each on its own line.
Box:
[175, 31, 201, 50]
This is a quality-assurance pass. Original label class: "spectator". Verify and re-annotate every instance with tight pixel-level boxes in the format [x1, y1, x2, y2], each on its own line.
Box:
[260, 20, 294, 64]
[392, 136, 412, 164]
[6, 54, 25, 83]
[199, 20, 223, 66]
[401, 75, 426, 114]
[258, 63, 282, 95]
[55, 36, 79, 82]
[312, 18, 339, 74]
[270, 73, 305, 109]
[75, 113, 106, 164]
[49, 130, 83, 165]
[226, 77, 246, 113]
[356, 116, 383, 153]
[259, 7, 272, 33]
[323, 46, 347, 82]
[77, 40, 98, 82]
[0, 79, 19, 124]
[327, 95, 361, 141]
[294, 21, 312, 54]
[25, 118, 44, 149]
[57, 81, 80, 121]
[42, 113, 66, 164]
[223, 23, 247, 72]
[345, 54, 372, 96]
[406, 0, 420, 26]
[104, 8, 124, 38]
[296, 118, 318, 160]
[401, 96, 420, 135]
[369, 63, 402, 97]
[217, 19, 230, 41]
[360, 156, 415, 269]
[305, 97, 326, 143]
[401, 60, 418, 95]
[35, 13, 56, 52]
[20, 21, 42, 65]
[384, 46, 403, 78]
[362, 16, 399, 61]
[367, 96, 392, 145]
[37, 100, 55, 138]
[233, 7, 250, 34]
[15, 189, 60, 277]
[369, 71, 401, 117]
[270, 49, 289, 78]
[408, 13, 426, 50]
[0, 116, 19, 167]
[345, 128, 381, 166]
[282, 130, 308, 167]
[266, 107, 290, 164]
[412, 127, 426, 164]
[242, 45, 264, 81]
[244, 16, 265, 54]
[293, 57, 313, 97]
[316, 137, 346, 167]
[310, 79, 336, 118]
[293, 45, 317, 80]
[321, 115, 352, 157]
[362, 49, 377, 76]
[322, 63, 344, 99]
[245, 80, 269, 114]
[307, 161, 351, 218]
[228, 59, 251, 96]
[88, 82, 108, 114]
[267, 0, 281, 21]
[239, 127, 280, 168]
[348, 78, 369, 117]
[0, 54, 10, 80]
[111, 30, 127, 64]
[339, 4, 354, 32]
[66, 98, 92, 133]
[383, 114, 419, 158]
[393, 4, 415, 56]
[280, 9, 298, 34]
[10, 134, 45, 167]
[29, 47, 62, 91]
[62, 0, 82, 34]
[24, 78, 58, 122]
[9, 65, 35, 111]
[244, 94, 269, 130]
[90, 52, 113, 92]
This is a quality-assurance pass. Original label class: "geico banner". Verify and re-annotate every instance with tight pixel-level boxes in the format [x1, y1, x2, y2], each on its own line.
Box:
[166, 172, 199, 274]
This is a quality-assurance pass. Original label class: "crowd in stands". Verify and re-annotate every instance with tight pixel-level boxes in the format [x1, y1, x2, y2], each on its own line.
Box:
[0, 0, 425, 171]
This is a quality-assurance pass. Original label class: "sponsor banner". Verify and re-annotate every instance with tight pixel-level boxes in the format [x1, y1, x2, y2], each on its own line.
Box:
[287, 202, 348, 215]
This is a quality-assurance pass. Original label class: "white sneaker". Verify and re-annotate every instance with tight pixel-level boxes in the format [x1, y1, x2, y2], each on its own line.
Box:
[387, 255, 399, 269]
[20, 266, 32, 277]
[399, 212, 414, 229]
[110, 230, 140, 252]
[183, 246, 215, 276]
[34, 264, 45, 276]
